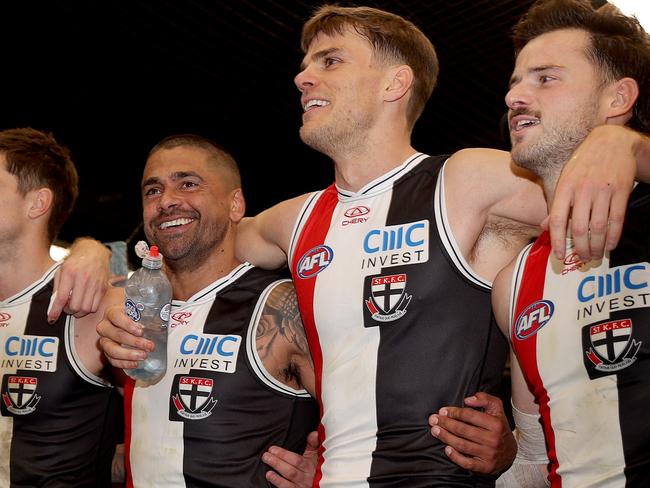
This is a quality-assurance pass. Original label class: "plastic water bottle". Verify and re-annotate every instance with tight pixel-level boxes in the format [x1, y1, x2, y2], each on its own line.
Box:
[123, 245, 172, 382]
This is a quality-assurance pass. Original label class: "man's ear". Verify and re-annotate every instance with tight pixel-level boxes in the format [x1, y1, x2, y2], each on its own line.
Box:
[606, 77, 639, 120]
[384, 65, 414, 103]
[27, 187, 53, 219]
[229, 188, 246, 223]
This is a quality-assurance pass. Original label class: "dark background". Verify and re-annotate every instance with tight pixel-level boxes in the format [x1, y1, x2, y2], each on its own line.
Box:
[1, 0, 540, 264]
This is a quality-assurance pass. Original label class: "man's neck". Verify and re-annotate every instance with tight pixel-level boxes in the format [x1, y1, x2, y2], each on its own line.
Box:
[0, 244, 55, 300]
[165, 251, 242, 302]
[331, 137, 417, 192]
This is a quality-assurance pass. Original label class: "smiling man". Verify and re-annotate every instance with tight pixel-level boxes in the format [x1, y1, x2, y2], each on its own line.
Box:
[96, 134, 318, 487]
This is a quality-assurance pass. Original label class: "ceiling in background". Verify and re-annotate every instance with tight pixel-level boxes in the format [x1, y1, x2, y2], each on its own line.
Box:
[0, 0, 537, 253]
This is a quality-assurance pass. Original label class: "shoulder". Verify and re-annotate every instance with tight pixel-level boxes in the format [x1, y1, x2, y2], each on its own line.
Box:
[445, 148, 511, 183]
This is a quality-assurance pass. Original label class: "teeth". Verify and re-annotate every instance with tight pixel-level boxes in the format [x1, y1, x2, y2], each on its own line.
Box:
[516, 119, 539, 130]
[160, 218, 193, 229]
[304, 99, 329, 112]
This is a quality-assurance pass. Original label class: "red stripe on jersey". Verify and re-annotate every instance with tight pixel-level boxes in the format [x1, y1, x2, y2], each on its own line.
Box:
[290, 185, 338, 486]
[124, 377, 135, 488]
[511, 231, 560, 486]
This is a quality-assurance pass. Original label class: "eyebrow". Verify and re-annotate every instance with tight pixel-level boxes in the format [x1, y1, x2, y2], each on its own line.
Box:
[508, 64, 563, 88]
[141, 171, 203, 189]
[300, 47, 341, 71]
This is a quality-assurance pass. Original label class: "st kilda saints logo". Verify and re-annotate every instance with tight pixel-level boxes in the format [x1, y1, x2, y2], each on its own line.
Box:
[583, 318, 641, 378]
[170, 375, 218, 420]
[2, 375, 41, 415]
[364, 273, 411, 324]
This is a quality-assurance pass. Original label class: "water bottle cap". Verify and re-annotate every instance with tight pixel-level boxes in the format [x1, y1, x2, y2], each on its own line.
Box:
[142, 245, 163, 269]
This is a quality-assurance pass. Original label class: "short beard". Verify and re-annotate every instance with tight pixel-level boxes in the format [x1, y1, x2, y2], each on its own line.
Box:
[299, 110, 373, 158]
[146, 219, 230, 273]
[511, 107, 597, 181]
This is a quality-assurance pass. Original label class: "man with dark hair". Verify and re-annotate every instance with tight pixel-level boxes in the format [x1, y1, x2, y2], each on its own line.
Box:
[0, 127, 123, 487]
[98, 134, 319, 487]
[490, 0, 650, 486]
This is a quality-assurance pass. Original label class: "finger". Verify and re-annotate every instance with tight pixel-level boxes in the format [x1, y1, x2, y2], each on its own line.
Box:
[265, 469, 296, 488]
[90, 287, 105, 316]
[586, 188, 611, 260]
[463, 393, 505, 416]
[605, 189, 629, 252]
[430, 420, 485, 459]
[569, 191, 593, 262]
[547, 184, 572, 259]
[439, 405, 502, 432]
[263, 451, 303, 488]
[266, 445, 311, 470]
[443, 445, 483, 473]
[63, 274, 89, 317]
[48, 277, 73, 324]
[99, 338, 145, 369]
[301, 431, 320, 461]
[73, 285, 98, 319]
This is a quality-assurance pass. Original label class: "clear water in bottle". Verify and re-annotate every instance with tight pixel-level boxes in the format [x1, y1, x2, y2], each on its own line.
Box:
[123, 245, 172, 382]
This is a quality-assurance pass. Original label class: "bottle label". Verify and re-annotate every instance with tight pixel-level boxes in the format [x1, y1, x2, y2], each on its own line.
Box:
[160, 303, 171, 323]
[125, 298, 143, 322]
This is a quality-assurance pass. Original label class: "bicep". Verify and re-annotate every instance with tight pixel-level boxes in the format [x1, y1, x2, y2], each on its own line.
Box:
[236, 194, 310, 269]
[492, 261, 515, 338]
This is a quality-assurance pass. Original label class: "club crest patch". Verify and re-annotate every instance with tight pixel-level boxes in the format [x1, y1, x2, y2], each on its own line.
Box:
[364, 273, 411, 324]
[583, 318, 641, 378]
[170, 374, 218, 420]
[2, 375, 41, 415]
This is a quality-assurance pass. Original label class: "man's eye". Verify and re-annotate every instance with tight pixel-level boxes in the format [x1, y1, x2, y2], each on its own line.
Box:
[144, 187, 160, 196]
[324, 57, 340, 68]
[181, 181, 198, 189]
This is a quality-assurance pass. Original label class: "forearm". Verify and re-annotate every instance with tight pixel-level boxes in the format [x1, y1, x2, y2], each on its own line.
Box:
[496, 402, 549, 488]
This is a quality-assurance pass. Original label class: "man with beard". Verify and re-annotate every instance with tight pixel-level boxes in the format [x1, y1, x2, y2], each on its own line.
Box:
[98, 134, 319, 487]
[490, 0, 650, 486]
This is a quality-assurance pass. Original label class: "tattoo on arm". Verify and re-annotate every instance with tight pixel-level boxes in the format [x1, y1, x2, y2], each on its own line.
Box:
[256, 281, 313, 377]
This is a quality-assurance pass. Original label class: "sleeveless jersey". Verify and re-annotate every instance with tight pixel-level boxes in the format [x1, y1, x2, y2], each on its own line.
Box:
[289, 153, 508, 487]
[125, 263, 319, 488]
[0, 263, 118, 487]
[509, 183, 650, 487]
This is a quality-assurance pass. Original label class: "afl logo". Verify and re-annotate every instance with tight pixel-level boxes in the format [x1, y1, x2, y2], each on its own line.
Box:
[515, 300, 554, 340]
[344, 206, 370, 218]
[296, 245, 334, 279]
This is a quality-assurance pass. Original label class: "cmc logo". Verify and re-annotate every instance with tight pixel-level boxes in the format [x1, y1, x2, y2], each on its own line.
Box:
[578, 264, 648, 302]
[5, 335, 58, 357]
[363, 221, 426, 253]
[296, 245, 333, 279]
[515, 300, 554, 340]
[180, 333, 240, 356]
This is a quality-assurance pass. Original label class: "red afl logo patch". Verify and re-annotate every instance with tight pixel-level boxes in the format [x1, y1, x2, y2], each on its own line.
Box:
[515, 300, 554, 340]
[296, 245, 334, 279]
